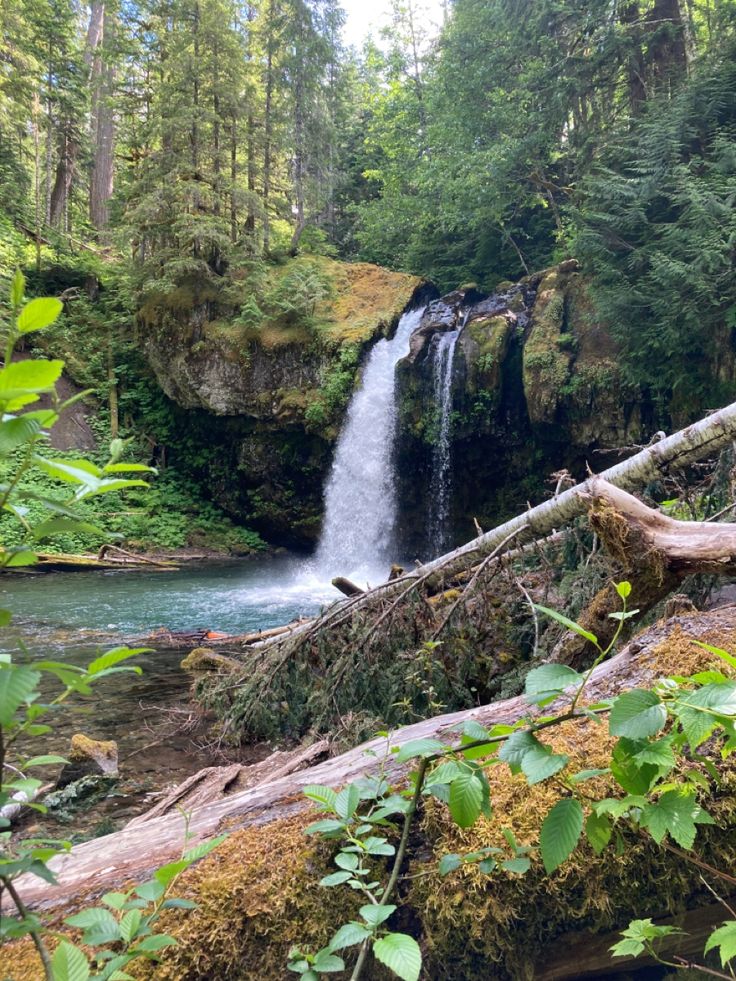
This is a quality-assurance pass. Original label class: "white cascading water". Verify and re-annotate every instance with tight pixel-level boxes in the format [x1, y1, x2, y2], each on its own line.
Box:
[314, 305, 425, 584]
[426, 326, 461, 556]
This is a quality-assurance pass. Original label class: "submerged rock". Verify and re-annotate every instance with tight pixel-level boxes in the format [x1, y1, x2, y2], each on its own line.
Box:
[56, 733, 118, 789]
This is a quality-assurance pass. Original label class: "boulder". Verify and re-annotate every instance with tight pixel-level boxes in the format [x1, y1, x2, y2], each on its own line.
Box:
[56, 733, 118, 789]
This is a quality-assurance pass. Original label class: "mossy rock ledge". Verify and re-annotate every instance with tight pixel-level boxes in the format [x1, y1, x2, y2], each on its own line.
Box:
[140, 257, 424, 546]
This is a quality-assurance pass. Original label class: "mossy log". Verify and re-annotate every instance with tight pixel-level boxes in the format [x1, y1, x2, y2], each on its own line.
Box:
[8, 606, 736, 918]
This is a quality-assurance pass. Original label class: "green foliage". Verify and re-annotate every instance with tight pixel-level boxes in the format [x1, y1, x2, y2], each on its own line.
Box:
[298, 581, 736, 979]
[575, 41, 736, 410]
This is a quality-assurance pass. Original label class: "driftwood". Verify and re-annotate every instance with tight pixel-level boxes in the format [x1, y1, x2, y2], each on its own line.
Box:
[552, 478, 736, 666]
[246, 400, 736, 663]
[332, 576, 364, 597]
[126, 739, 329, 829]
[10, 605, 735, 913]
[2, 551, 180, 573]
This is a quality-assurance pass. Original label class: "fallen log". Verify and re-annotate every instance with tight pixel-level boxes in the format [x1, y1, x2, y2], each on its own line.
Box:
[248, 400, 736, 665]
[10, 605, 736, 913]
[331, 576, 364, 597]
[552, 478, 736, 665]
[2, 551, 180, 572]
[126, 740, 329, 828]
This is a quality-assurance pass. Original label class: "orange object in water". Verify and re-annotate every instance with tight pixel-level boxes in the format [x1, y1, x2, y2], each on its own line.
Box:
[205, 630, 228, 639]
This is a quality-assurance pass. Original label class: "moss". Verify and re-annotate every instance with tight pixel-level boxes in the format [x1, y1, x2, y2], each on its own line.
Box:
[134, 814, 362, 980]
[522, 272, 571, 424]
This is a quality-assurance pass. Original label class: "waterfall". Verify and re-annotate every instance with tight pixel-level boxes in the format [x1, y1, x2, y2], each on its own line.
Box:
[314, 306, 425, 583]
[427, 326, 461, 556]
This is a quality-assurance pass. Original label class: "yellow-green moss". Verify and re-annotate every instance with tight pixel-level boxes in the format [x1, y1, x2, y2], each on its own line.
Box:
[522, 271, 572, 424]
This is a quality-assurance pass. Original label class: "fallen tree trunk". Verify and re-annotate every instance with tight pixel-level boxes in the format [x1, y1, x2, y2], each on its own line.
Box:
[552, 478, 736, 666]
[252, 400, 736, 653]
[9, 605, 735, 913]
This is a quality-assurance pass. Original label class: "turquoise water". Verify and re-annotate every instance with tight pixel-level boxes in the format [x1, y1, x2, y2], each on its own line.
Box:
[0, 555, 340, 816]
[0, 553, 337, 640]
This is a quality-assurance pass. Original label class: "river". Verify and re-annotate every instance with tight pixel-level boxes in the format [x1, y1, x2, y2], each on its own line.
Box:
[0, 554, 337, 828]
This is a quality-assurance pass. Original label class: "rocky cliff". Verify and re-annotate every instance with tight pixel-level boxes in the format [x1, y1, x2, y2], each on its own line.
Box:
[141, 257, 425, 544]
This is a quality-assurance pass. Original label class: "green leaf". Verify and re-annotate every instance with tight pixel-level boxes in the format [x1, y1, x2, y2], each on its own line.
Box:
[134, 880, 165, 902]
[438, 853, 462, 875]
[154, 859, 189, 886]
[394, 738, 446, 762]
[0, 416, 41, 454]
[449, 771, 484, 828]
[3, 550, 37, 567]
[87, 647, 149, 677]
[609, 689, 667, 739]
[692, 641, 736, 670]
[311, 950, 345, 973]
[426, 761, 462, 785]
[65, 907, 121, 944]
[304, 819, 345, 836]
[0, 360, 63, 401]
[520, 742, 568, 786]
[611, 918, 682, 959]
[335, 852, 359, 871]
[17, 297, 63, 334]
[704, 921, 736, 967]
[319, 871, 353, 887]
[334, 784, 360, 820]
[615, 581, 632, 600]
[0, 663, 40, 725]
[32, 518, 105, 542]
[34, 455, 101, 486]
[119, 908, 143, 943]
[24, 754, 68, 767]
[102, 892, 129, 910]
[501, 857, 531, 874]
[181, 834, 227, 864]
[524, 664, 582, 703]
[569, 768, 610, 784]
[498, 729, 538, 770]
[303, 785, 338, 811]
[51, 941, 90, 981]
[131, 935, 177, 953]
[11, 269, 25, 307]
[373, 933, 422, 981]
[328, 922, 371, 950]
[533, 604, 598, 645]
[585, 812, 612, 855]
[641, 790, 702, 849]
[359, 904, 396, 927]
[539, 798, 584, 873]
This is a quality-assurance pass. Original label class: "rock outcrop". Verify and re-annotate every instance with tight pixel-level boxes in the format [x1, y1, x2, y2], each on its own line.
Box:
[140, 257, 425, 544]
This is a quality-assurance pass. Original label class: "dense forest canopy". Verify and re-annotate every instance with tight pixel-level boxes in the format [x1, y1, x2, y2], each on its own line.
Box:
[0, 0, 735, 402]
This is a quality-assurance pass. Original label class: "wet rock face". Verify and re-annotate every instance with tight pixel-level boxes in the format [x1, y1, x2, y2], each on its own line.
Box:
[395, 264, 648, 559]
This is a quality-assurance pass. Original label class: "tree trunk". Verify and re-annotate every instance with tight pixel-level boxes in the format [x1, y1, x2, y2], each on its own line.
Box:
[89, 4, 116, 233]
[50, 2, 105, 228]
[551, 478, 736, 665]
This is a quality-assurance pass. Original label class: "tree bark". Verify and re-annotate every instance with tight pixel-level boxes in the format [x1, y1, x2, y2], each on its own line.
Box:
[551, 478, 736, 665]
[89, 4, 116, 233]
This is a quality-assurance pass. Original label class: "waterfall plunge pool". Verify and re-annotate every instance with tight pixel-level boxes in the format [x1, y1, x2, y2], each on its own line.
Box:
[0, 553, 351, 829]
